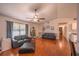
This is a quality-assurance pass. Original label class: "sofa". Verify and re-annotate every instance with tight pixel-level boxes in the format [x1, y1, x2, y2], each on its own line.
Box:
[12, 35, 35, 53]
[12, 35, 32, 48]
[42, 33, 56, 39]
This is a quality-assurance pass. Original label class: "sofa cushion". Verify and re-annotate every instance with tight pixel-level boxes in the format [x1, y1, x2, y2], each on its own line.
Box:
[12, 35, 33, 48]
[42, 33, 56, 39]
[14, 36, 22, 41]
[18, 40, 24, 43]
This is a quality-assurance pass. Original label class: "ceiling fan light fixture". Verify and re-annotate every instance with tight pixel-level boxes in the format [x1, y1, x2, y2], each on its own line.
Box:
[33, 11, 39, 22]
[34, 15, 38, 19]
[26, 9, 45, 22]
[33, 18, 38, 22]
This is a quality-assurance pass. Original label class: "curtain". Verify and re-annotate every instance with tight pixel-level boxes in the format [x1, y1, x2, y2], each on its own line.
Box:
[25, 24, 28, 36]
[7, 21, 13, 38]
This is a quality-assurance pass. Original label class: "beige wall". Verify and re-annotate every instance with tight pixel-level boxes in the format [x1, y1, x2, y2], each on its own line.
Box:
[29, 23, 43, 37]
[43, 18, 77, 40]
[0, 15, 77, 40]
[0, 15, 41, 39]
[0, 17, 6, 39]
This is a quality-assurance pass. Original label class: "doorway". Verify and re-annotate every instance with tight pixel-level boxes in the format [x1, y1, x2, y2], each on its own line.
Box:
[59, 27, 63, 36]
[58, 23, 67, 39]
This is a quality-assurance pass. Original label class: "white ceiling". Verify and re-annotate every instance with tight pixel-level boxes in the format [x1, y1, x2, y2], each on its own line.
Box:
[0, 3, 77, 22]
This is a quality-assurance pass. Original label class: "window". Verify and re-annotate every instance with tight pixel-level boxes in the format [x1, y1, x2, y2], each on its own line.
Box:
[12, 23, 26, 39]
[20, 24, 25, 35]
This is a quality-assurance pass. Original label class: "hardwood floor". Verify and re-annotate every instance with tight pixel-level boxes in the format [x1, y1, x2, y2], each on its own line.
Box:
[0, 36, 71, 56]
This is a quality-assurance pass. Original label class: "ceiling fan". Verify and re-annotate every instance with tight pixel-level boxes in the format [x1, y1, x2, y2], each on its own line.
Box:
[26, 9, 45, 22]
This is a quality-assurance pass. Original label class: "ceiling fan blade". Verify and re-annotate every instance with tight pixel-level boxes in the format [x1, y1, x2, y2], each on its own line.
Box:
[38, 20, 43, 22]
[26, 18, 34, 19]
[38, 18, 45, 20]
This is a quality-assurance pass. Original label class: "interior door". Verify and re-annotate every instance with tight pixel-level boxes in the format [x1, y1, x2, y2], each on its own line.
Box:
[59, 27, 63, 35]
[59, 25, 67, 39]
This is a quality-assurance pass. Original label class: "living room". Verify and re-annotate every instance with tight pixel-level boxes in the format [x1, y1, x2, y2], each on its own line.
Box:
[0, 3, 77, 56]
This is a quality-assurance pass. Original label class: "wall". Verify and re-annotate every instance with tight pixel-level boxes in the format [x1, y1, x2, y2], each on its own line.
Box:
[43, 18, 77, 40]
[29, 22, 43, 37]
[0, 15, 41, 39]
[77, 4, 79, 55]
[0, 16, 77, 40]
[0, 17, 6, 39]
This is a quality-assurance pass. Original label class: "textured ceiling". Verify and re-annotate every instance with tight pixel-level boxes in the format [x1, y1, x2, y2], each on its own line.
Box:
[0, 3, 77, 22]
